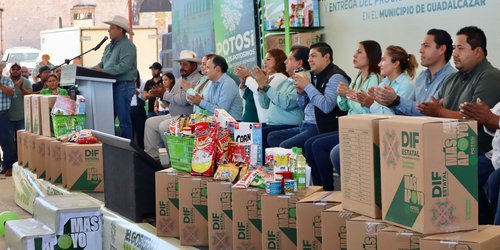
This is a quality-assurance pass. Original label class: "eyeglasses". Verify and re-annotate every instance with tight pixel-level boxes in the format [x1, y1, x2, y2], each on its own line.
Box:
[11, 68, 21, 71]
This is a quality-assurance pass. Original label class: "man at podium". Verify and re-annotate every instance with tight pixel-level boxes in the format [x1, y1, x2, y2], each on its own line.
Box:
[92, 15, 137, 139]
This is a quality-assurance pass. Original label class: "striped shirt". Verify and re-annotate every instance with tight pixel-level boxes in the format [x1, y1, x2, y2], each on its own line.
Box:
[298, 74, 347, 125]
[0, 76, 14, 111]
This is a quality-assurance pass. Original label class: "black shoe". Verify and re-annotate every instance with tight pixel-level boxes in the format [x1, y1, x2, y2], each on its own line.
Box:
[0, 168, 6, 174]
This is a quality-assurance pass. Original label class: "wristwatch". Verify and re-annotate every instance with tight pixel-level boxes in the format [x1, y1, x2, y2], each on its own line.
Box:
[262, 85, 270, 93]
[388, 95, 400, 108]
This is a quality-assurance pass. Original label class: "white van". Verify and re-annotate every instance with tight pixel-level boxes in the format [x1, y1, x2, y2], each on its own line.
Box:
[2, 47, 40, 75]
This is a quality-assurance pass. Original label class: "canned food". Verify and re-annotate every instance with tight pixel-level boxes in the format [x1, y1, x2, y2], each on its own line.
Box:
[266, 181, 282, 195]
[284, 180, 297, 195]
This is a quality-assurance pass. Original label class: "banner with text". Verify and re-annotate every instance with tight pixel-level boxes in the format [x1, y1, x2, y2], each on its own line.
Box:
[213, 0, 259, 75]
[319, 0, 498, 77]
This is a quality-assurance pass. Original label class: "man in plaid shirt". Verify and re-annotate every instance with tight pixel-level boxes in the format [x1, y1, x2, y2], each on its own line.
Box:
[0, 69, 15, 176]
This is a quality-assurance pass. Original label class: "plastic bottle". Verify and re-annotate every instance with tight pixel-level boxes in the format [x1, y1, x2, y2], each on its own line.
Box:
[289, 147, 298, 174]
[295, 148, 307, 195]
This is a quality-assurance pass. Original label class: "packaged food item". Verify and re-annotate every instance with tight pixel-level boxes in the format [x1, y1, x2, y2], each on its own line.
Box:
[51, 95, 77, 115]
[238, 165, 249, 180]
[213, 163, 239, 182]
[228, 142, 258, 165]
[215, 127, 232, 164]
[284, 180, 297, 195]
[233, 168, 261, 189]
[266, 181, 282, 194]
[191, 121, 218, 177]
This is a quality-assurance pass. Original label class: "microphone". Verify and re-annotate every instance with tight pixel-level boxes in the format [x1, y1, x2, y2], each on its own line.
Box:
[93, 36, 109, 51]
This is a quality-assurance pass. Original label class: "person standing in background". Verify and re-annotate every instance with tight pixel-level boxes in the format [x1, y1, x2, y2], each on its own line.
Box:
[33, 53, 54, 82]
[93, 15, 137, 139]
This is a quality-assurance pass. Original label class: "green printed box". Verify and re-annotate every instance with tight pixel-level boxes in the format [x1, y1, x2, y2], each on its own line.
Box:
[380, 117, 478, 234]
[179, 176, 210, 246]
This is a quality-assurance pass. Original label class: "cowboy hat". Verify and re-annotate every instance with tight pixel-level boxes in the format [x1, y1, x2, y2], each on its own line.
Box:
[174, 50, 201, 63]
[104, 16, 135, 36]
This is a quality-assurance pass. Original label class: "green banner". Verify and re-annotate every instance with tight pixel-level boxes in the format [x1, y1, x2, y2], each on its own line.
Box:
[213, 0, 259, 73]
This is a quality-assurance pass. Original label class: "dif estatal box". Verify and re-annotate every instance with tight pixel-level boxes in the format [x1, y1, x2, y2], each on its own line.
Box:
[296, 191, 342, 250]
[420, 225, 500, 249]
[232, 187, 265, 250]
[207, 181, 233, 250]
[40, 95, 57, 137]
[179, 176, 210, 246]
[380, 117, 478, 234]
[339, 114, 392, 219]
[261, 186, 323, 250]
[377, 225, 423, 250]
[346, 216, 389, 250]
[321, 205, 359, 250]
[62, 143, 104, 192]
[155, 168, 187, 237]
[24, 95, 32, 132]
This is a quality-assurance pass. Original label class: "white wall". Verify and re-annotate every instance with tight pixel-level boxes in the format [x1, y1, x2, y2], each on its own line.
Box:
[319, 0, 499, 77]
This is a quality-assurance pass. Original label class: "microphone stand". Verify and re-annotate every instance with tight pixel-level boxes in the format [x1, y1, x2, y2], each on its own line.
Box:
[51, 44, 104, 100]
[51, 44, 103, 71]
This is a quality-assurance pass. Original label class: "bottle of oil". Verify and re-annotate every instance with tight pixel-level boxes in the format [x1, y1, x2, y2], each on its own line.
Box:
[295, 148, 306, 195]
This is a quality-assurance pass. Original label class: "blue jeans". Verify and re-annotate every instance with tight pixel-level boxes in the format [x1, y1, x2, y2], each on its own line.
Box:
[488, 168, 500, 225]
[0, 112, 15, 170]
[267, 123, 319, 149]
[304, 132, 339, 190]
[330, 144, 340, 177]
[113, 82, 135, 139]
[10, 119, 24, 161]
[478, 152, 495, 224]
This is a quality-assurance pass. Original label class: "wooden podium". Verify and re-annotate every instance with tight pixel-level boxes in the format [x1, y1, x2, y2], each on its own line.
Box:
[75, 67, 116, 135]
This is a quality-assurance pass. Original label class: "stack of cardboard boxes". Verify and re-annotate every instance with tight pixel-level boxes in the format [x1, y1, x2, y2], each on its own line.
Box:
[335, 114, 500, 249]
[17, 95, 103, 192]
[150, 113, 500, 249]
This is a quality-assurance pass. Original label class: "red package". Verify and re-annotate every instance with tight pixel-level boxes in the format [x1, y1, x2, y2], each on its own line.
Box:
[228, 142, 258, 165]
[215, 127, 231, 164]
[191, 121, 218, 177]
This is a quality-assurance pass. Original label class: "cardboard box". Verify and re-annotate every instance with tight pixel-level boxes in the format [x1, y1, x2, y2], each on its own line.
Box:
[43, 137, 55, 181]
[62, 143, 104, 191]
[380, 117, 478, 234]
[16, 130, 26, 165]
[21, 131, 30, 168]
[265, 32, 320, 51]
[40, 95, 57, 137]
[49, 140, 63, 184]
[24, 95, 32, 132]
[232, 187, 265, 250]
[297, 191, 342, 250]
[321, 205, 360, 250]
[346, 216, 389, 250]
[208, 181, 233, 250]
[31, 94, 42, 135]
[420, 225, 500, 249]
[34, 136, 52, 179]
[179, 176, 210, 246]
[261, 186, 323, 250]
[339, 114, 391, 219]
[27, 133, 39, 172]
[155, 168, 188, 237]
[215, 108, 236, 129]
[377, 226, 423, 250]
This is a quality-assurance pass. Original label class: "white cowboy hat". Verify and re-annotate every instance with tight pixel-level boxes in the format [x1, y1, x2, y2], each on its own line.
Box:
[174, 50, 201, 63]
[104, 15, 135, 36]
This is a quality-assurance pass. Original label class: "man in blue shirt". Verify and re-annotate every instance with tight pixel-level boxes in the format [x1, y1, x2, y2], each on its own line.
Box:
[373, 29, 456, 114]
[188, 54, 242, 120]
